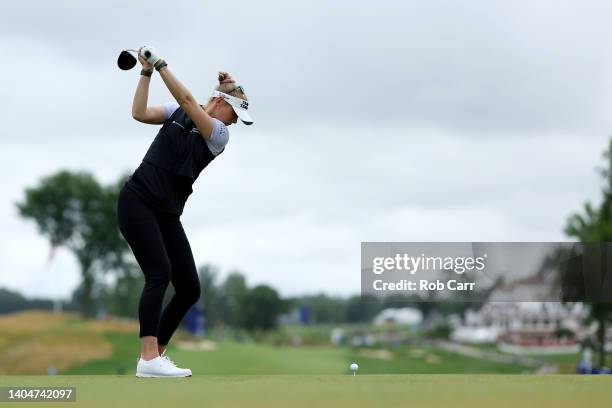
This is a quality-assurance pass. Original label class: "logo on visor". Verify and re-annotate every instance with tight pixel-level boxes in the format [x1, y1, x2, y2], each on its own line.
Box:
[240, 101, 248, 110]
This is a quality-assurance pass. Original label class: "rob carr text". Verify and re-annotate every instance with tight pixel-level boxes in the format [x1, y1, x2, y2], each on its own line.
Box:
[373, 279, 476, 291]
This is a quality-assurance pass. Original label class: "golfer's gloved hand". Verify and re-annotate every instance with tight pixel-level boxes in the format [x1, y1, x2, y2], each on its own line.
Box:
[137, 51, 154, 71]
[139, 46, 164, 68]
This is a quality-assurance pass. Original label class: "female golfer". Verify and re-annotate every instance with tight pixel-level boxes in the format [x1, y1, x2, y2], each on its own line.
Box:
[117, 47, 253, 378]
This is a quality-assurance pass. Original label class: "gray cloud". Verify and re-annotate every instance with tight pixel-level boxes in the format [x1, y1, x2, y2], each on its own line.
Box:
[3, 1, 612, 134]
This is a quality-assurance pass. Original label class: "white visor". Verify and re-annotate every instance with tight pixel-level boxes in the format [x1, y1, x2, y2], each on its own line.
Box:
[212, 90, 254, 125]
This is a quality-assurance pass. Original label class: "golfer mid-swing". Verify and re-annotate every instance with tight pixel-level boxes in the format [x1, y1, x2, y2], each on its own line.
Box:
[117, 46, 253, 378]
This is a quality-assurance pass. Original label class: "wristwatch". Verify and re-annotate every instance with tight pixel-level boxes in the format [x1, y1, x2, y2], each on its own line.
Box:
[140, 69, 153, 77]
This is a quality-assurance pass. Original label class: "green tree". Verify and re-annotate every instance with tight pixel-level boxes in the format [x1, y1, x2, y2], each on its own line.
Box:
[564, 138, 612, 368]
[99, 263, 143, 318]
[198, 264, 222, 329]
[345, 295, 381, 323]
[16, 170, 131, 318]
[0, 288, 54, 314]
[221, 271, 248, 327]
[292, 294, 348, 323]
[241, 285, 285, 332]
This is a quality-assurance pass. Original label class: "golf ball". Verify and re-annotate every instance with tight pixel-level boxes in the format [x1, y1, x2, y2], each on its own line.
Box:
[350, 363, 359, 371]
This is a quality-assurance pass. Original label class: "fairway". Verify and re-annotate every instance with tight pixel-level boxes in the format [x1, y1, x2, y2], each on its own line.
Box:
[1, 375, 610, 408]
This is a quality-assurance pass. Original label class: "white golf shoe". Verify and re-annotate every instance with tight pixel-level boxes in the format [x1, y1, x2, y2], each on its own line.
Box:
[135, 352, 192, 378]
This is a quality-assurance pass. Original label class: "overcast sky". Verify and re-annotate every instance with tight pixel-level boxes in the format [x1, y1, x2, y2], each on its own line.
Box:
[2, 0, 612, 300]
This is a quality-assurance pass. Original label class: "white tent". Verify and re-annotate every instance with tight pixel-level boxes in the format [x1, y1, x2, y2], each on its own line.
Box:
[373, 308, 423, 327]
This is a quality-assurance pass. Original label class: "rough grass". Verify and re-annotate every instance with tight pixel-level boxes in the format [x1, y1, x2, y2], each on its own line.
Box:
[0, 311, 109, 374]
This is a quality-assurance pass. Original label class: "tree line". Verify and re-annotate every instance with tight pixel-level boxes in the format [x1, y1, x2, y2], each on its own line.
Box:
[13, 139, 612, 362]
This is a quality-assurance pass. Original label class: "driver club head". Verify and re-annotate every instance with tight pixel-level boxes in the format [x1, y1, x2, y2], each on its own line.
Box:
[117, 50, 137, 70]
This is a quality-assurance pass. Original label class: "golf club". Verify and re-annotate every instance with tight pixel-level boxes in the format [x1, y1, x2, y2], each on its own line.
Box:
[117, 49, 139, 70]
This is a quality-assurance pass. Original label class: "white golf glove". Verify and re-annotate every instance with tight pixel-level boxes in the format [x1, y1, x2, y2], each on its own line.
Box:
[139, 46, 163, 66]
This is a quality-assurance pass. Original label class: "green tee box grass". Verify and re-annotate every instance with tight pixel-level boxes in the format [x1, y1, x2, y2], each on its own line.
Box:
[1, 375, 610, 408]
[63, 332, 528, 375]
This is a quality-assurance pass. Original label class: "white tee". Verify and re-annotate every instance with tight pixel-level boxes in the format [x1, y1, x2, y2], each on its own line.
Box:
[163, 101, 229, 156]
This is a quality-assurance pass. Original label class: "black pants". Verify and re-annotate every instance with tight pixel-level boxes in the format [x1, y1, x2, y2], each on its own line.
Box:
[116, 185, 200, 345]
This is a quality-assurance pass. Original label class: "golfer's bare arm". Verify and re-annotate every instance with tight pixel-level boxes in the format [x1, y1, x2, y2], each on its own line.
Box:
[157, 66, 215, 140]
[131, 66, 215, 139]
[131, 75, 166, 124]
